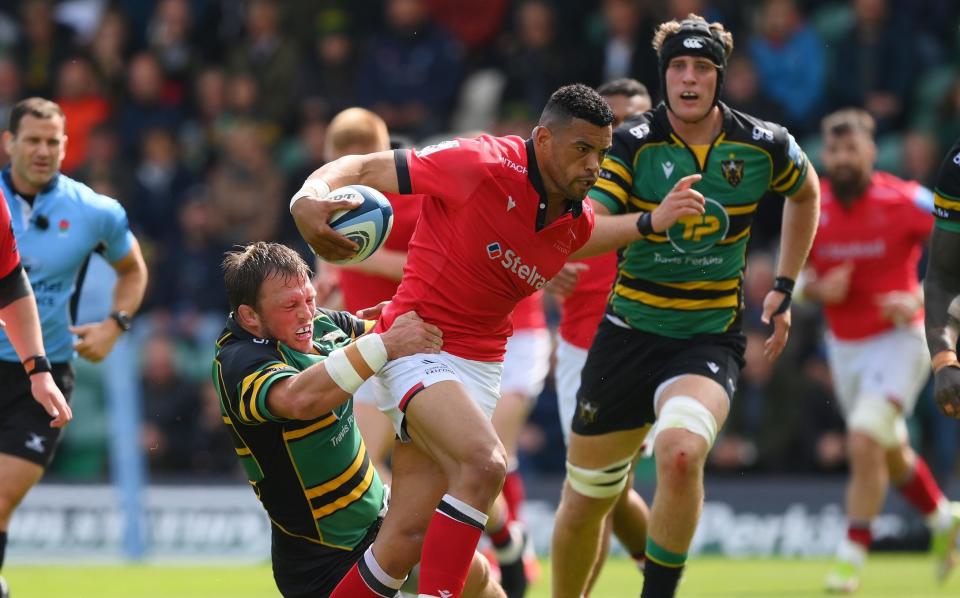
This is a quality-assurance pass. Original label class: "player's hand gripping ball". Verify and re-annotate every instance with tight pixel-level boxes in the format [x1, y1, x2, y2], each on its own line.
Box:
[320, 185, 394, 265]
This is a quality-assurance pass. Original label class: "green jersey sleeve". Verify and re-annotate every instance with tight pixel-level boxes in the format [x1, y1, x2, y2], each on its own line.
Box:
[933, 138, 960, 233]
[216, 340, 298, 425]
[769, 125, 809, 196]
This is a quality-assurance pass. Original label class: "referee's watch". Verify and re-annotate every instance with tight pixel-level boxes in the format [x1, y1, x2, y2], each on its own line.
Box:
[109, 310, 132, 332]
[23, 354, 52, 376]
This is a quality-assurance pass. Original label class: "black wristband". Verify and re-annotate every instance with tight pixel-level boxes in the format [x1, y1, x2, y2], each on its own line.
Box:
[23, 354, 52, 376]
[772, 276, 795, 316]
[773, 276, 795, 295]
[636, 212, 655, 236]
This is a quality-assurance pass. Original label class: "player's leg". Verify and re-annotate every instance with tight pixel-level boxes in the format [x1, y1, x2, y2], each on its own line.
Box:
[0, 362, 73, 596]
[552, 429, 646, 598]
[403, 381, 507, 597]
[331, 440, 447, 597]
[463, 550, 507, 598]
[641, 375, 728, 598]
[354, 381, 397, 482]
[880, 327, 960, 581]
[612, 469, 649, 569]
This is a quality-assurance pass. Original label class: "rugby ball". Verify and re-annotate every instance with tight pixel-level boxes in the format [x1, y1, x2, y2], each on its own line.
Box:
[323, 185, 394, 265]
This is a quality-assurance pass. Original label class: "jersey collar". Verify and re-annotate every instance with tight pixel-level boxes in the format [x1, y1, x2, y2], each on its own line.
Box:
[524, 138, 583, 232]
[1, 166, 60, 200]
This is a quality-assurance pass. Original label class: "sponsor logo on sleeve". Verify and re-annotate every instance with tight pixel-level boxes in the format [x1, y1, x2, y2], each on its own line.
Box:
[415, 139, 459, 158]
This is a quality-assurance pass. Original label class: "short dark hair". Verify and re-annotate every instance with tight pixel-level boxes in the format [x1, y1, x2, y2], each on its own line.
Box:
[597, 78, 650, 100]
[8, 97, 65, 136]
[821, 108, 875, 139]
[222, 242, 312, 312]
[539, 83, 614, 128]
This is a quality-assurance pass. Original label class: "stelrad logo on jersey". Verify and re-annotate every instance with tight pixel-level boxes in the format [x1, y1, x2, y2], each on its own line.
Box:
[488, 241, 548, 289]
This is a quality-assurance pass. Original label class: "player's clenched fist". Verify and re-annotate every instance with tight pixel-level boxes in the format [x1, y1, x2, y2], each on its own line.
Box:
[934, 365, 960, 418]
[651, 174, 705, 232]
[380, 311, 444, 358]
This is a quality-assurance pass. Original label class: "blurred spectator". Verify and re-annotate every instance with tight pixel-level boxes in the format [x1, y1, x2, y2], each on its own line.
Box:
[129, 126, 197, 252]
[748, 0, 825, 136]
[0, 55, 21, 164]
[87, 8, 131, 101]
[72, 123, 135, 204]
[355, 0, 464, 139]
[296, 8, 359, 122]
[206, 121, 283, 244]
[932, 75, 960, 157]
[148, 195, 231, 319]
[227, 0, 299, 130]
[828, 0, 914, 132]
[281, 118, 327, 260]
[55, 55, 112, 173]
[191, 380, 242, 477]
[178, 66, 227, 169]
[140, 332, 203, 474]
[116, 51, 183, 157]
[584, 0, 658, 100]
[901, 129, 941, 187]
[427, 0, 509, 66]
[14, 0, 78, 98]
[722, 53, 786, 125]
[146, 0, 196, 98]
[498, 0, 572, 133]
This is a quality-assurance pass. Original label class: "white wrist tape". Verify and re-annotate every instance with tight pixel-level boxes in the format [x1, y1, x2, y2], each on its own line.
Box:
[356, 333, 388, 372]
[289, 178, 331, 212]
[325, 334, 388, 395]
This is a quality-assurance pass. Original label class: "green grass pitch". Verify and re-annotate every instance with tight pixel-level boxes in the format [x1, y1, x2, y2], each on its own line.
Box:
[5, 554, 959, 597]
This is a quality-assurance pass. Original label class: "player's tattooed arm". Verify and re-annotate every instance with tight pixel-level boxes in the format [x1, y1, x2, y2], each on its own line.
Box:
[924, 226, 960, 417]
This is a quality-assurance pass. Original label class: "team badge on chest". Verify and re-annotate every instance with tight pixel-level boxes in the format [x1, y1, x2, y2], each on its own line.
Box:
[720, 158, 745, 187]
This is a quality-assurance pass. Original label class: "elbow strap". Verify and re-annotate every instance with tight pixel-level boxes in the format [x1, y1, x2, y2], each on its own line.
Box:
[326, 334, 388, 394]
[0, 265, 32, 309]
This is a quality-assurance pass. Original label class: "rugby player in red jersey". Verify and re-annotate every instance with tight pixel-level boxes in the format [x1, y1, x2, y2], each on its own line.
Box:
[549, 78, 652, 594]
[802, 109, 960, 592]
[291, 85, 613, 598]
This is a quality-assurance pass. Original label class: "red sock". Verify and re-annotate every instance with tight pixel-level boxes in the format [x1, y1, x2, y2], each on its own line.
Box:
[501, 470, 525, 522]
[896, 457, 944, 516]
[419, 494, 487, 597]
[487, 519, 512, 548]
[847, 523, 872, 550]
[330, 547, 404, 598]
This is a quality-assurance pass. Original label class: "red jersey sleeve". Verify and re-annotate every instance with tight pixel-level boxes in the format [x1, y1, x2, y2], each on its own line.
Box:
[0, 191, 20, 279]
[903, 180, 935, 240]
[393, 137, 491, 208]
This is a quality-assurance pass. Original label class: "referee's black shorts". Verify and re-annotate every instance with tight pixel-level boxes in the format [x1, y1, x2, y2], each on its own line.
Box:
[572, 317, 746, 437]
[0, 360, 74, 467]
[271, 517, 381, 598]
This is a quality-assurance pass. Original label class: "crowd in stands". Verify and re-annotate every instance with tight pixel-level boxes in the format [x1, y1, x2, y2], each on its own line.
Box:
[1, 0, 959, 483]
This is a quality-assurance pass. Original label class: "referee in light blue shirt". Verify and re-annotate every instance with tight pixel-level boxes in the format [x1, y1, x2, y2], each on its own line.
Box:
[0, 98, 147, 597]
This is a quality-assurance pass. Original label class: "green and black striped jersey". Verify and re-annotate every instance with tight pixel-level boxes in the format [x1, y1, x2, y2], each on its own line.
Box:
[588, 102, 809, 338]
[933, 138, 960, 233]
[212, 309, 383, 550]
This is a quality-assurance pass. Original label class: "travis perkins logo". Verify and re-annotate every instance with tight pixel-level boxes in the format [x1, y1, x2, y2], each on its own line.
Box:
[487, 242, 547, 289]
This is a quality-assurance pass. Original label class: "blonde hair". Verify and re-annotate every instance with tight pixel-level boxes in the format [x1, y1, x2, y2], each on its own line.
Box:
[652, 14, 734, 61]
[324, 108, 390, 160]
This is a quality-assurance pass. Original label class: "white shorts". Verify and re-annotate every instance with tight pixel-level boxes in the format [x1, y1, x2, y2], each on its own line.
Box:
[372, 352, 503, 441]
[825, 325, 931, 417]
[554, 336, 589, 446]
[500, 328, 552, 399]
[353, 378, 379, 406]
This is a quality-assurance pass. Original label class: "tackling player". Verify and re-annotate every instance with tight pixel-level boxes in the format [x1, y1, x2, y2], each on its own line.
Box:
[549, 16, 820, 598]
[802, 109, 959, 592]
[550, 78, 652, 594]
[213, 242, 502, 598]
[291, 84, 612, 598]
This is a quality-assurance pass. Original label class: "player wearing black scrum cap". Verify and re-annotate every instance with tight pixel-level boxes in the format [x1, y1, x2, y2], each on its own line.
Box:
[550, 14, 821, 598]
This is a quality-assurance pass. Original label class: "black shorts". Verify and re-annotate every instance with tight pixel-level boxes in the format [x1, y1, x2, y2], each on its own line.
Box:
[0, 360, 74, 467]
[271, 517, 382, 598]
[571, 318, 746, 436]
